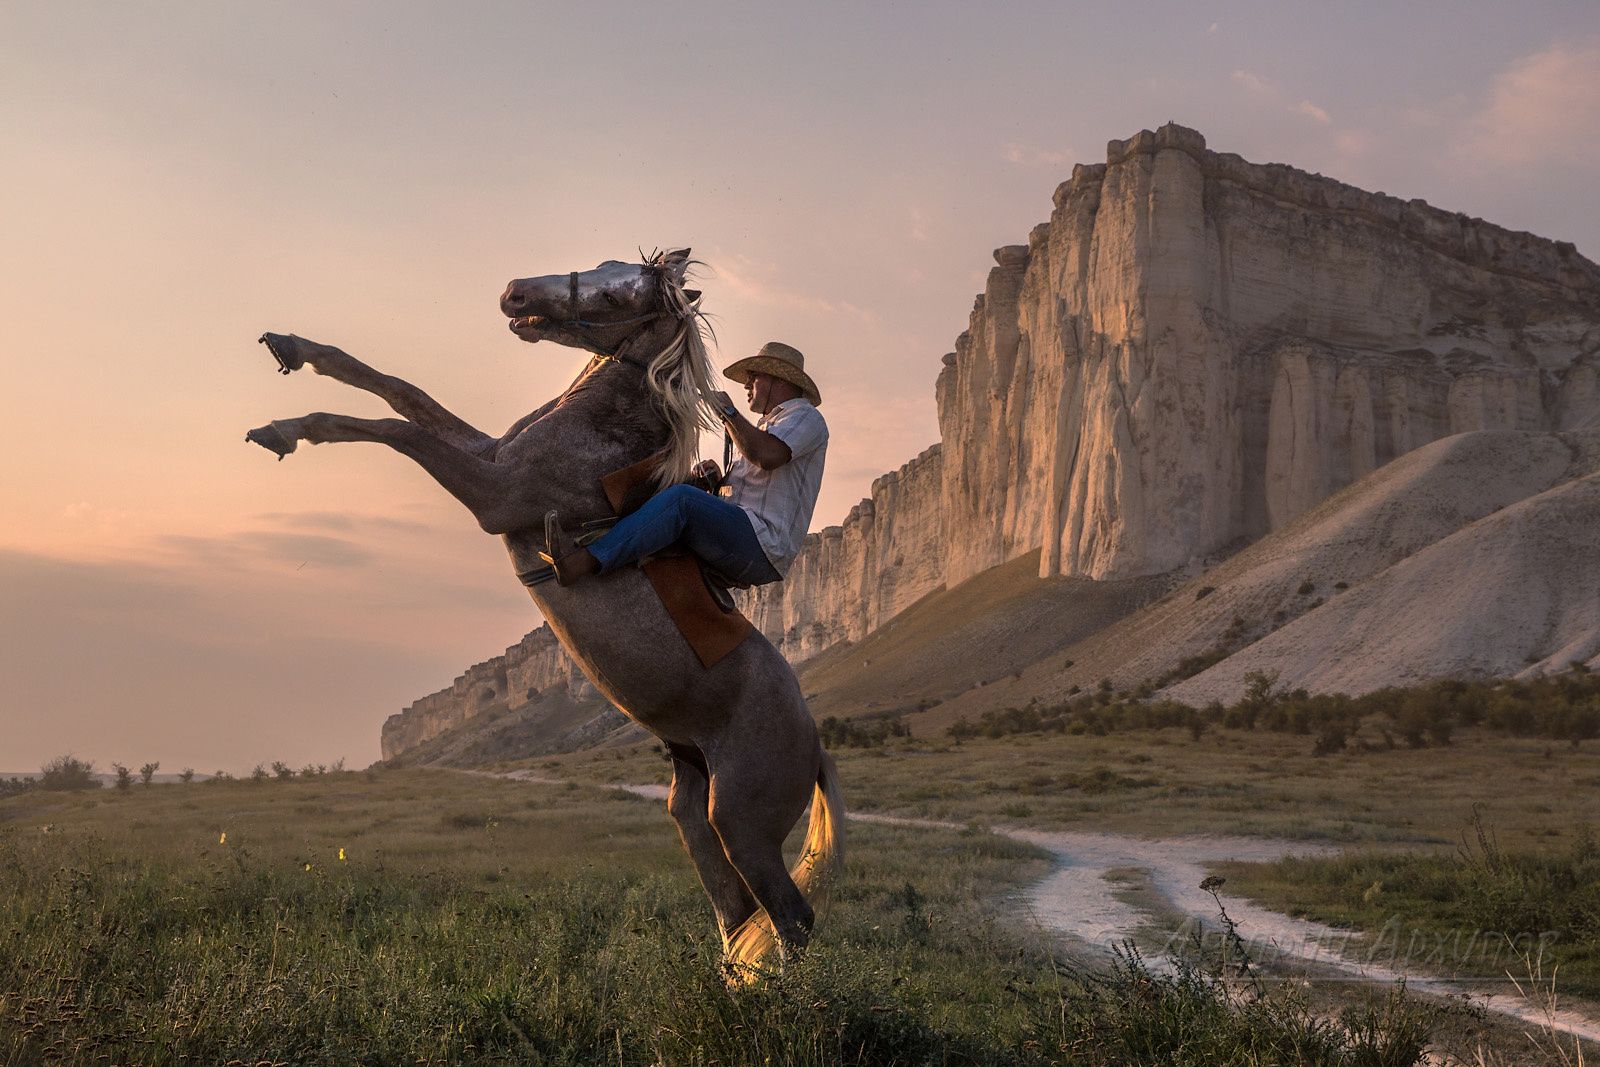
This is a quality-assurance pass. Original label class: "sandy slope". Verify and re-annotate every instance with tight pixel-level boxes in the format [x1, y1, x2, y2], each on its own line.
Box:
[1172, 462, 1600, 703]
[915, 429, 1600, 722]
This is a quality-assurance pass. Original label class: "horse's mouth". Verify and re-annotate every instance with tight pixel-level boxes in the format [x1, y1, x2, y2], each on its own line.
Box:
[508, 315, 547, 340]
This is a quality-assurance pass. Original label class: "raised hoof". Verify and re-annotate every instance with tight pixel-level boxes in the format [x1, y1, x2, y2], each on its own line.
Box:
[258, 332, 306, 374]
[245, 422, 298, 460]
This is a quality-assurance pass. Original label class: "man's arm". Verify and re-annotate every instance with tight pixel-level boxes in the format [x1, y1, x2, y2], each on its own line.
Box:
[708, 390, 793, 470]
[723, 409, 792, 470]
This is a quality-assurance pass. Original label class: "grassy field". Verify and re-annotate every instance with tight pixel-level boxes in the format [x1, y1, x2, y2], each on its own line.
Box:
[1214, 813, 1600, 998]
[524, 725, 1600, 849]
[518, 725, 1600, 1058]
[1, 770, 1461, 1065]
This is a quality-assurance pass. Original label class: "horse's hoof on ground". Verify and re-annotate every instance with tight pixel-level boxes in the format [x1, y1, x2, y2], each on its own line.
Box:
[258, 332, 305, 374]
[245, 422, 297, 460]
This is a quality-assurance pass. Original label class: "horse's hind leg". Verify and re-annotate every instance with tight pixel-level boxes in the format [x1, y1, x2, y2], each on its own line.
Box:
[665, 744, 759, 947]
[706, 760, 816, 961]
[257, 333, 495, 454]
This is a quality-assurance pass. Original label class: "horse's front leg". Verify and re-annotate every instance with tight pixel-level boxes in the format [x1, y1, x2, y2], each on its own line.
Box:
[258, 333, 497, 455]
[246, 412, 528, 533]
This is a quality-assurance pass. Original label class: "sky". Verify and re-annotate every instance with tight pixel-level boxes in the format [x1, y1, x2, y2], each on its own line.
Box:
[3, 1, 1598, 774]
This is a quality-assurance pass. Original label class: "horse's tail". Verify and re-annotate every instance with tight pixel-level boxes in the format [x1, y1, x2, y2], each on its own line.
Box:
[795, 747, 846, 901]
[724, 748, 846, 975]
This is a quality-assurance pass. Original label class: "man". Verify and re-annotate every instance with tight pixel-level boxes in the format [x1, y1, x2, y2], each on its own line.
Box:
[543, 341, 827, 587]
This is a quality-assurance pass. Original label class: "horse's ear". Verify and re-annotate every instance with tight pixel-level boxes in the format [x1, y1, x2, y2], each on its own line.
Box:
[682, 288, 702, 303]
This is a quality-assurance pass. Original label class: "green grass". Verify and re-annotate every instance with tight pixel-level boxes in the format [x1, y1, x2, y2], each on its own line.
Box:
[0, 770, 1447, 1065]
[1216, 814, 1600, 998]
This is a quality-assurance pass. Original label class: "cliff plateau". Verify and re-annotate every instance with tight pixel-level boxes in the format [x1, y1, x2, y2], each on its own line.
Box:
[381, 124, 1600, 763]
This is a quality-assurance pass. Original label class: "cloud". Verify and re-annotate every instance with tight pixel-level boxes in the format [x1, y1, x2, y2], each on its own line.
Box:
[1457, 38, 1600, 168]
[154, 530, 374, 569]
[156, 524, 374, 566]
[709, 254, 876, 323]
[1231, 70, 1333, 128]
[1230, 69, 1273, 96]
[253, 510, 430, 534]
[908, 206, 930, 244]
[1332, 128, 1374, 159]
[1002, 142, 1074, 167]
[237, 531, 376, 568]
[1296, 101, 1332, 125]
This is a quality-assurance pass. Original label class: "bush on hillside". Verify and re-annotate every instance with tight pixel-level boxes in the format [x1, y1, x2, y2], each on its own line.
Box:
[39, 755, 99, 791]
[945, 668, 1600, 752]
[820, 715, 910, 749]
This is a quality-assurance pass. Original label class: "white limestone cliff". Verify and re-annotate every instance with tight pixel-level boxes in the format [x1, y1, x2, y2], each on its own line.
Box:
[380, 626, 596, 760]
[941, 124, 1600, 587]
[382, 123, 1600, 760]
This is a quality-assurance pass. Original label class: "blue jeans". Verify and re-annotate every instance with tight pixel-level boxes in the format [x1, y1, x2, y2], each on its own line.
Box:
[587, 484, 782, 587]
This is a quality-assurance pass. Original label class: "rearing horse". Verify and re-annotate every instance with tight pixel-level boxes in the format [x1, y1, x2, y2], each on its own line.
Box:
[245, 249, 844, 973]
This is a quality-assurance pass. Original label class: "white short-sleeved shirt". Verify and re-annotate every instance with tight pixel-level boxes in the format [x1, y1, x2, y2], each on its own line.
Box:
[725, 398, 828, 576]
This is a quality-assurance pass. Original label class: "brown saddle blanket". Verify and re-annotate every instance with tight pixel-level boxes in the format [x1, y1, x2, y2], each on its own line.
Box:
[601, 455, 755, 670]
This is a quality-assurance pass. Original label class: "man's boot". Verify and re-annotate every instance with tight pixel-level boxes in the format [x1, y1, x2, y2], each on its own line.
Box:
[542, 510, 599, 586]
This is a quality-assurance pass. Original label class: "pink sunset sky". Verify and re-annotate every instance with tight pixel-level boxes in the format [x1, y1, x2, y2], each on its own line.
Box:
[3, 3, 1598, 773]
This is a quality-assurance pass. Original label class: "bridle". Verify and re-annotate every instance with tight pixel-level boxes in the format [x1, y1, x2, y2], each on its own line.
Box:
[557, 267, 671, 368]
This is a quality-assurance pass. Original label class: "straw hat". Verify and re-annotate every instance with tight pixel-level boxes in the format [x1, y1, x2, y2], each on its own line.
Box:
[722, 341, 821, 407]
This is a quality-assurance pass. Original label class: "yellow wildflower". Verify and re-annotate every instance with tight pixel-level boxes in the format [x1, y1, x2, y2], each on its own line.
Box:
[219, 832, 226, 845]
[338, 848, 346, 862]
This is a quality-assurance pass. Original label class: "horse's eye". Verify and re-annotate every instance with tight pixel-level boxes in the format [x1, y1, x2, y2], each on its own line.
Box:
[603, 292, 623, 307]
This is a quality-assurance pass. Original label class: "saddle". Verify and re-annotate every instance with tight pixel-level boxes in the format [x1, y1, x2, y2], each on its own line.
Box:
[523, 453, 755, 669]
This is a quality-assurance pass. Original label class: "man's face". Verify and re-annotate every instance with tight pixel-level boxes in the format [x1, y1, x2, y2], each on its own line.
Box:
[745, 372, 776, 415]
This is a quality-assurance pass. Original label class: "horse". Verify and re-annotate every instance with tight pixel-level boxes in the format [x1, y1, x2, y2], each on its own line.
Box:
[245, 248, 844, 975]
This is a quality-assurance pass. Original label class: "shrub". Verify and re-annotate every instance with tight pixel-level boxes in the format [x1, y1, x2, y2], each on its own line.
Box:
[179, 768, 195, 784]
[139, 761, 160, 786]
[820, 715, 911, 748]
[1312, 724, 1347, 756]
[111, 764, 133, 791]
[38, 755, 99, 792]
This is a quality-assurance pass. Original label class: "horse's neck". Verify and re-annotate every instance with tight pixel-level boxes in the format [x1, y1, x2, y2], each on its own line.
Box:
[549, 358, 668, 447]
[500, 356, 672, 507]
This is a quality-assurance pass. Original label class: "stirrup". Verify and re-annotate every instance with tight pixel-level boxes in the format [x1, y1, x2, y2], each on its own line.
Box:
[540, 510, 585, 587]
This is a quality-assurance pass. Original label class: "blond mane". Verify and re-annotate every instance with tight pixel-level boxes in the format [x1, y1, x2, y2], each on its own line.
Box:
[641, 251, 719, 491]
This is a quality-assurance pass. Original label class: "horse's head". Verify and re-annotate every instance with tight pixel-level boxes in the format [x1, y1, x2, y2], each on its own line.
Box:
[500, 249, 700, 357]
[501, 248, 718, 489]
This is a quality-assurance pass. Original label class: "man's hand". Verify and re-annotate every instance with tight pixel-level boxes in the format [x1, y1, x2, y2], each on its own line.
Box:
[692, 459, 722, 484]
[709, 390, 737, 418]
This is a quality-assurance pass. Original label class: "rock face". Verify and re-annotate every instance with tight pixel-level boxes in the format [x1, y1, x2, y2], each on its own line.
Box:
[380, 626, 597, 760]
[743, 445, 946, 660]
[942, 124, 1600, 587]
[381, 123, 1600, 761]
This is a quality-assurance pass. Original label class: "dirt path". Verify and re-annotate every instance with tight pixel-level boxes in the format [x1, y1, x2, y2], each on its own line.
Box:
[485, 769, 1600, 1047]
